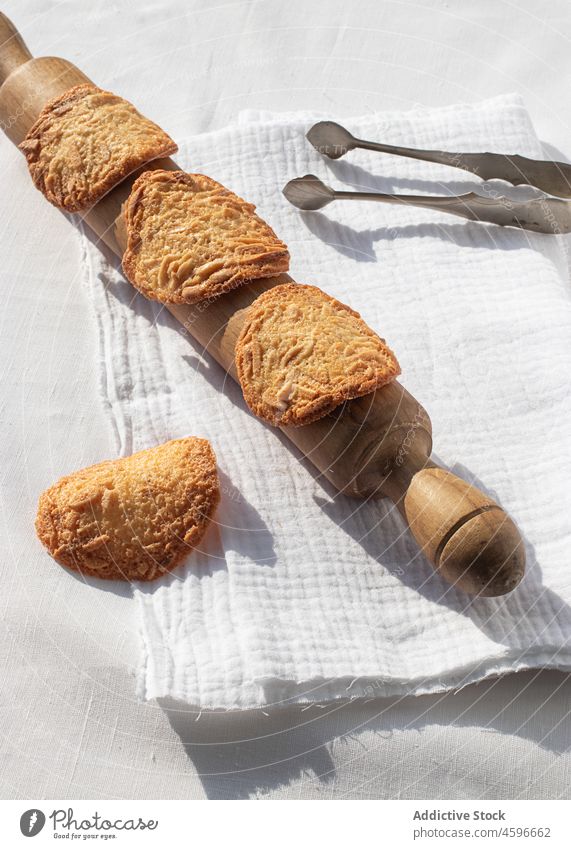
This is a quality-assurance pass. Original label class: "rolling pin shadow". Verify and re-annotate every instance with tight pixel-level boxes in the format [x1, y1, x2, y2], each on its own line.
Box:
[0, 11, 525, 596]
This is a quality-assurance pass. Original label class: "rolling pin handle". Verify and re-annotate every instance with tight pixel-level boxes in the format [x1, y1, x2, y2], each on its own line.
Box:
[0, 13, 33, 86]
[383, 449, 525, 597]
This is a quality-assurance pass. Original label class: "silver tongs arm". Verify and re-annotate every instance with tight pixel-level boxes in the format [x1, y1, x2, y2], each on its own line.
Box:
[307, 121, 571, 199]
[283, 175, 571, 234]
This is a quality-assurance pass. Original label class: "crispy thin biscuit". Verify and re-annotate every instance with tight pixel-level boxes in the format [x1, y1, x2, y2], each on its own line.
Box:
[19, 84, 177, 212]
[235, 283, 401, 426]
[35, 438, 219, 582]
[122, 169, 289, 304]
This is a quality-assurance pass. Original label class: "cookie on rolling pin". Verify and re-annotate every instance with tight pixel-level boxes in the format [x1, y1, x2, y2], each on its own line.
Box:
[122, 170, 289, 304]
[19, 84, 177, 212]
[235, 283, 401, 426]
[35, 438, 219, 582]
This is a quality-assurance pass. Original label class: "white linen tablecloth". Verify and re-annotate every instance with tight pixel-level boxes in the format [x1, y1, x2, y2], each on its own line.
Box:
[0, 0, 570, 799]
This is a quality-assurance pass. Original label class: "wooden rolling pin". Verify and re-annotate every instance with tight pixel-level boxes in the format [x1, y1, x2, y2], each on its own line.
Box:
[0, 12, 525, 596]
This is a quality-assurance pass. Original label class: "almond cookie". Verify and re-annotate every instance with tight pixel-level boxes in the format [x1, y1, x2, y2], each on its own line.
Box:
[19, 83, 177, 212]
[35, 438, 219, 582]
[122, 169, 289, 304]
[235, 283, 401, 426]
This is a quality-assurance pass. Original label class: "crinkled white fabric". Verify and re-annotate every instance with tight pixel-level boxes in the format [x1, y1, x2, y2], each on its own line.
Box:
[80, 94, 571, 709]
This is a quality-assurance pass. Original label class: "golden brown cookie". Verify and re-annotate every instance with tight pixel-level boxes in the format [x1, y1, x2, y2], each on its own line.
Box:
[19, 83, 177, 212]
[122, 169, 289, 304]
[235, 283, 401, 426]
[35, 438, 219, 582]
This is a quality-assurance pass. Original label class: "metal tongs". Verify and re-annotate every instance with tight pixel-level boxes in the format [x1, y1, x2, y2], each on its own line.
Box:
[282, 121, 571, 234]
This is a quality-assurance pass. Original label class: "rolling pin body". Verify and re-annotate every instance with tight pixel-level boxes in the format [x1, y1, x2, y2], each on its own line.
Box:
[0, 12, 525, 596]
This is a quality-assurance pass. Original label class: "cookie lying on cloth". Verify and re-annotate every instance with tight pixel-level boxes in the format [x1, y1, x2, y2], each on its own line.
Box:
[35, 438, 219, 582]
[236, 283, 400, 426]
[122, 169, 289, 304]
[19, 83, 177, 212]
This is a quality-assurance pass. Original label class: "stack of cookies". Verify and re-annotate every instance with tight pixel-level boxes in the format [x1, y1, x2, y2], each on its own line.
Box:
[24, 84, 400, 581]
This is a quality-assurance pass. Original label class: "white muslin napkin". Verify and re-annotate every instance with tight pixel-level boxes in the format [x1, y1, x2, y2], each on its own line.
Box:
[80, 94, 571, 709]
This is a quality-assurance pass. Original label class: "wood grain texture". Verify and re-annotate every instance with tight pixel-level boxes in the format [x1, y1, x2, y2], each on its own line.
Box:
[0, 11, 525, 595]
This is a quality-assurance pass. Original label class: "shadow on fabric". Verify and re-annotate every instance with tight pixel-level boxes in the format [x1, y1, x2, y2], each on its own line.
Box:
[159, 668, 571, 799]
